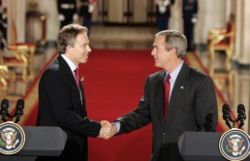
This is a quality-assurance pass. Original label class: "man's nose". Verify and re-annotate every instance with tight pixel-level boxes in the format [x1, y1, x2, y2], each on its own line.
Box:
[87, 45, 92, 52]
[151, 49, 155, 56]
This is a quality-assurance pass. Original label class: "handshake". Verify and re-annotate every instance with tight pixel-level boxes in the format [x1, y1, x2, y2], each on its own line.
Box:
[98, 120, 118, 140]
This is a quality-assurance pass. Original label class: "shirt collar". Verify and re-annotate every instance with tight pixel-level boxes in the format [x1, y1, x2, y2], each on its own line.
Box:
[166, 60, 184, 81]
[61, 54, 78, 72]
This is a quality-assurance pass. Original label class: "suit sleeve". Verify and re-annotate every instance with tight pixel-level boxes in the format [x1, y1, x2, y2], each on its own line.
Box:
[116, 77, 152, 134]
[170, 0, 175, 5]
[194, 0, 198, 14]
[57, 0, 62, 14]
[194, 76, 218, 131]
[40, 70, 101, 137]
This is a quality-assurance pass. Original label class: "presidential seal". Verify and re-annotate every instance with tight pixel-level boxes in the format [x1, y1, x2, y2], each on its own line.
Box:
[0, 121, 26, 155]
[219, 128, 250, 161]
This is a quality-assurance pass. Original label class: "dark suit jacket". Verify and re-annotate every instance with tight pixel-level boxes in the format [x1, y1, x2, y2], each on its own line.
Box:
[37, 55, 101, 161]
[79, 0, 91, 17]
[117, 63, 218, 161]
[57, 0, 77, 27]
[156, 0, 175, 17]
[183, 0, 198, 21]
[57, 0, 77, 15]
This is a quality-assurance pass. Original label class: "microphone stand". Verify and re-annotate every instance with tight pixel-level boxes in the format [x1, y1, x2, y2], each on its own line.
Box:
[0, 99, 25, 123]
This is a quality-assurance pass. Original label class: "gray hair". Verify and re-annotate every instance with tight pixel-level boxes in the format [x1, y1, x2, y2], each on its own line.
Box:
[57, 24, 88, 54]
[155, 30, 187, 58]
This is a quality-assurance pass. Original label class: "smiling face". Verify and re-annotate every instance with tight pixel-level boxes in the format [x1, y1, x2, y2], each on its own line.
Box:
[66, 32, 92, 65]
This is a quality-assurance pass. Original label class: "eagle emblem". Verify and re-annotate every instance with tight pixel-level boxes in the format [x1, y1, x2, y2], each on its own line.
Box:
[0, 127, 20, 150]
[219, 128, 250, 161]
[227, 135, 245, 156]
[0, 122, 25, 155]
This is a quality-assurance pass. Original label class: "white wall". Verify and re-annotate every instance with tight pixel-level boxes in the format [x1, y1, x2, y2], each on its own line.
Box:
[37, 0, 60, 41]
[195, 0, 227, 44]
[234, 0, 250, 64]
[7, 0, 26, 43]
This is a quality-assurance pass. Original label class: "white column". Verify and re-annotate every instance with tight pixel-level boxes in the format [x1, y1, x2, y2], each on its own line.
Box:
[133, 0, 147, 23]
[7, 0, 26, 44]
[169, 0, 182, 32]
[233, 72, 250, 132]
[234, 0, 250, 64]
[108, 0, 124, 23]
[195, 0, 227, 44]
[92, 0, 101, 22]
[38, 0, 60, 41]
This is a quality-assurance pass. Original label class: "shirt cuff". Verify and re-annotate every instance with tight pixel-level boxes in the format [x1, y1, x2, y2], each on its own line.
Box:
[113, 122, 121, 133]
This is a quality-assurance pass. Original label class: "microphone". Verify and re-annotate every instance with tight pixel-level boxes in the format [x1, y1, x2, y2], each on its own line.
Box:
[14, 99, 25, 123]
[204, 113, 213, 132]
[222, 104, 232, 129]
[0, 99, 10, 122]
[237, 104, 246, 129]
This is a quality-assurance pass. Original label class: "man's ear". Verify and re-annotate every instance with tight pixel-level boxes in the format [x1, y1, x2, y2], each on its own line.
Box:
[170, 48, 179, 58]
[66, 45, 72, 53]
[171, 48, 176, 53]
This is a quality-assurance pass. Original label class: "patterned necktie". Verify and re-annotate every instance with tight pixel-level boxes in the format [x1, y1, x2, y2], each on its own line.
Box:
[163, 75, 171, 119]
[74, 68, 80, 88]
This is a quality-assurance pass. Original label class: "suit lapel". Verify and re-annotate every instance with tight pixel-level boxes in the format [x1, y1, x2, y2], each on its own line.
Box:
[79, 80, 87, 116]
[57, 55, 87, 117]
[153, 71, 165, 126]
[58, 55, 81, 98]
[165, 63, 190, 126]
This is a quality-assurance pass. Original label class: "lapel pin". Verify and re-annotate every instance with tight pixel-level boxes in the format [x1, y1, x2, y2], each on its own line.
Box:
[80, 76, 85, 82]
[180, 86, 184, 90]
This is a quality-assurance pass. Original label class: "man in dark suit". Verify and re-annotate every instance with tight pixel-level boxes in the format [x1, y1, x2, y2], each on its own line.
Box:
[155, 0, 175, 31]
[57, 0, 77, 28]
[78, 0, 96, 35]
[0, 0, 7, 50]
[102, 30, 218, 161]
[182, 0, 198, 51]
[36, 24, 112, 161]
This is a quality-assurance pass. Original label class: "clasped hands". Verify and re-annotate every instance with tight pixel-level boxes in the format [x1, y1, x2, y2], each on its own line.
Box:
[98, 120, 117, 140]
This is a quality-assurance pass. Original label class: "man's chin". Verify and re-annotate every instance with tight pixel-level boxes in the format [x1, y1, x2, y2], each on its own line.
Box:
[154, 62, 160, 67]
[81, 58, 88, 64]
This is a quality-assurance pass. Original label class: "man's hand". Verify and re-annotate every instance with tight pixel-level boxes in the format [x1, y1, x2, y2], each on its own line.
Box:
[58, 14, 65, 21]
[98, 120, 117, 140]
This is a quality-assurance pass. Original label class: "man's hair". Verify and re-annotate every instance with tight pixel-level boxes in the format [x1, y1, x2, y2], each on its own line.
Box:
[155, 30, 187, 58]
[57, 24, 88, 54]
